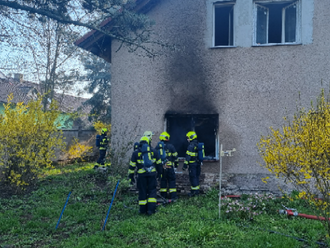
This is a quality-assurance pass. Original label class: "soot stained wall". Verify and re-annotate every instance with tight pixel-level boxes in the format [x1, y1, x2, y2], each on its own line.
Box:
[110, 0, 330, 194]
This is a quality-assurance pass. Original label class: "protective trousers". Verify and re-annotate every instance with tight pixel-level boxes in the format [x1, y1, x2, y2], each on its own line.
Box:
[137, 172, 157, 214]
[160, 167, 177, 199]
[97, 149, 106, 165]
[189, 163, 201, 195]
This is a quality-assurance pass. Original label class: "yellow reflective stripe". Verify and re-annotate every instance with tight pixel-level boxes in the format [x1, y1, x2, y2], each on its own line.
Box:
[189, 160, 196, 164]
[156, 159, 162, 165]
[187, 151, 197, 156]
[191, 185, 200, 190]
[151, 168, 156, 172]
[167, 152, 172, 156]
[129, 161, 136, 167]
[169, 188, 177, 193]
[173, 152, 178, 156]
[148, 198, 157, 203]
[138, 169, 146, 173]
[160, 188, 167, 192]
[166, 161, 173, 165]
[184, 161, 188, 165]
[139, 200, 147, 205]
[137, 159, 143, 163]
[99, 147, 107, 150]
[128, 169, 135, 174]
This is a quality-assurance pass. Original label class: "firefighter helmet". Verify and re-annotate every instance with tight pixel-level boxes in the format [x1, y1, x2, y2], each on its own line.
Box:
[143, 131, 154, 141]
[101, 128, 108, 134]
[186, 131, 197, 141]
[159, 131, 170, 141]
[140, 136, 150, 144]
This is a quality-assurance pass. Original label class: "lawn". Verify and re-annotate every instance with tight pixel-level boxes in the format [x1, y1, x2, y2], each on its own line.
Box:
[0, 163, 328, 248]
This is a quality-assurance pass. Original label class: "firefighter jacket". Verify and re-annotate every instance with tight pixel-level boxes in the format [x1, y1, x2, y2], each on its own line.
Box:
[163, 141, 179, 167]
[184, 139, 199, 166]
[128, 142, 162, 176]
[99, 134, 109, 150]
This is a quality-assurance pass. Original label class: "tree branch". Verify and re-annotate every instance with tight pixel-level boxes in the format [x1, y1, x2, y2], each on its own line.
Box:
[0, 0, 171, 57]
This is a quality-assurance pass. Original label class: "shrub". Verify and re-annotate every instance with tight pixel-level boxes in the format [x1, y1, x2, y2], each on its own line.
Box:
[0, 94, 65, 191]
[93, 120, 111, 135]
[257, 89, 330, 236]
[67, 138, 93, 162]
[222, 193, 276, 221]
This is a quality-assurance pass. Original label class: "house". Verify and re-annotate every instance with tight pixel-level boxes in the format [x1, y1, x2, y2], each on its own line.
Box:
[0, 72, 90, 129]
[76, 0, 328, 194]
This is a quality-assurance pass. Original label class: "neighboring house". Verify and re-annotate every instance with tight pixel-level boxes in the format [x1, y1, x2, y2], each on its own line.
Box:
[0, 72, 90, 129]
[76, 0, 327, 194]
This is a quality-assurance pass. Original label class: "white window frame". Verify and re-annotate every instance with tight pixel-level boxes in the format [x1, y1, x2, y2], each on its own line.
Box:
[213, 2, 236, 47]
[253, 0, 301, 46]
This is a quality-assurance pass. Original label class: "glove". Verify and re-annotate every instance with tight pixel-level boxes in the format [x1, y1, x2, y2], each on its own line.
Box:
[128, 174, 135, 185]
[182, 164, 187, 171]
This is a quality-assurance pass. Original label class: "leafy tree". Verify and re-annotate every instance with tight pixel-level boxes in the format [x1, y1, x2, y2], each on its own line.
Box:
[0, 94, 65, 192]
[0, 0, 173, 58]
[80, 54, 111, 122]
[257, 89, 330, 235]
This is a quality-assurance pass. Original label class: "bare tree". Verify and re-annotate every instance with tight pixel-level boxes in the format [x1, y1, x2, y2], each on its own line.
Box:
[0, 0, 174, 58]
[0, 10, 87, 109]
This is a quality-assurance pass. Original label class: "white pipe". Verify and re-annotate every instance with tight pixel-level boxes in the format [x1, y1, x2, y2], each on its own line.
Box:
[219, 143, 223, 219]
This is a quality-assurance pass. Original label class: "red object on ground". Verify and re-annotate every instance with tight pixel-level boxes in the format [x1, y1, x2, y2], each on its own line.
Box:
[281, 209, 330, 221]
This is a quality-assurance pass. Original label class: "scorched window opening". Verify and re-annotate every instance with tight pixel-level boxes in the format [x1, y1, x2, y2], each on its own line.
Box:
[165, 114, 219, 161]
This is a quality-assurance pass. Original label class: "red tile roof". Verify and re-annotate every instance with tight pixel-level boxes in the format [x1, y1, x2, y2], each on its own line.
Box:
[0, 74, 89, 113]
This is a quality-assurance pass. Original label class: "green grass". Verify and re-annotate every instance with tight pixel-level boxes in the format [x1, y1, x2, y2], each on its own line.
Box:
[0, 163, 329, 248]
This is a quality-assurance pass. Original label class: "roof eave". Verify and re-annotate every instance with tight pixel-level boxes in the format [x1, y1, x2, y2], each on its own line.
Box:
[75, 0, 158, 62]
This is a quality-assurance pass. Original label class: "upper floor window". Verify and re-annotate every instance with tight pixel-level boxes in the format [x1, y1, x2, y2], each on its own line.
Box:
[253, 0, 301, 45]
[213, 2, 235, 47]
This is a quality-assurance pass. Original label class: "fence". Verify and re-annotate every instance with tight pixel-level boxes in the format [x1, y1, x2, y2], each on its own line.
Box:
[55, 128, 98, 163]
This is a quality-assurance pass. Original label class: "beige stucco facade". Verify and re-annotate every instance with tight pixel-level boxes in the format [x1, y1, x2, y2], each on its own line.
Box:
[109, 0, 330, 193]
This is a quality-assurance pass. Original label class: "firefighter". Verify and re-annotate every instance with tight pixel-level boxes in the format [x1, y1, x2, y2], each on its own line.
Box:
[157, 132, 179, 200]
[142, 130, 162, 182]
[143, 131, 154, 146]
[94, 128, 110, 168]
[182, 131, 200, 197]
[128, 135, 162, 215]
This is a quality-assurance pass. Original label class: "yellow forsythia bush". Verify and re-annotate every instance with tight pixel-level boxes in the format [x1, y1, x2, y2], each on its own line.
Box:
[257, 89, 330, 235]
[93, 120, 111, 135]
[68, 138, 92, 161]
[0, 94, 65, 191]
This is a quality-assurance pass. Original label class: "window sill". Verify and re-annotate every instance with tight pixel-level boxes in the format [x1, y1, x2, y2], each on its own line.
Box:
[210, 46, 237, 49]
[252, 43, 302, 47]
